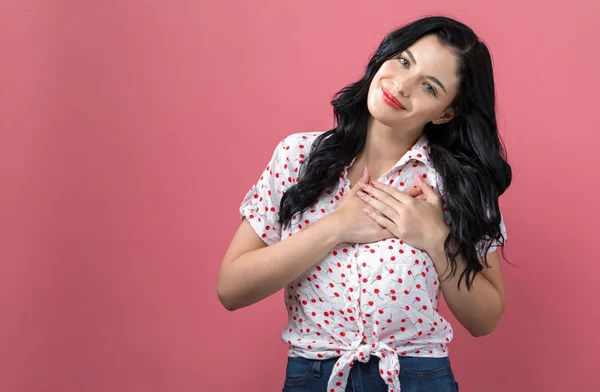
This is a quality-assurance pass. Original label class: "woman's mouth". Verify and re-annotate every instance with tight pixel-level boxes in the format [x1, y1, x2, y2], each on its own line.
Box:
[381, 87, 406, 110]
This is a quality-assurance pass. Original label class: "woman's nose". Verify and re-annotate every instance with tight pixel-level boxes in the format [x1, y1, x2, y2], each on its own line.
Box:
[393, 74, 417, 97]
[392, 82, 409, 97]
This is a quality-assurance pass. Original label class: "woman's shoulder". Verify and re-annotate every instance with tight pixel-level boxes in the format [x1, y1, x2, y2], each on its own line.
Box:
[268, 131, 326, 171]
[276, 131, 326, 155]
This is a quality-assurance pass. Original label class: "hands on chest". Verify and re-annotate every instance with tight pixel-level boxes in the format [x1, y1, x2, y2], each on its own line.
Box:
[330, 167, 449, 255]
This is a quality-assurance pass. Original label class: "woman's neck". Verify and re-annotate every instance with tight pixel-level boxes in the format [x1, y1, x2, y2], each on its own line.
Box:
[354, 118, 423, 180]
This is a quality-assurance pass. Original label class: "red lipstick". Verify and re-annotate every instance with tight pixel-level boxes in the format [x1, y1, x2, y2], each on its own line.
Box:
[381, 87, 406, 110]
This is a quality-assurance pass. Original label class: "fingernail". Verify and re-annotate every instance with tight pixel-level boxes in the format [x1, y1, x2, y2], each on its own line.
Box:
[362, 167, 367, 176]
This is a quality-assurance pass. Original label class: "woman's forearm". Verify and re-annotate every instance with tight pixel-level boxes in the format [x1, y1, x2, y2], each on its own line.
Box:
[217, 215, 342, 311]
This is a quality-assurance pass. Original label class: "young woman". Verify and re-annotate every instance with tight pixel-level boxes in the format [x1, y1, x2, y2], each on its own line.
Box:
[217, 15, 511, 392]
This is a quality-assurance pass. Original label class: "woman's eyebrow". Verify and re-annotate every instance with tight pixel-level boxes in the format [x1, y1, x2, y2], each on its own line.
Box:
[428, 76, 447, 93]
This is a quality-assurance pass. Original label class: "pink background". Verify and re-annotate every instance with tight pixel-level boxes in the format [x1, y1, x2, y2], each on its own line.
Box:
[1, 0, 599, 391]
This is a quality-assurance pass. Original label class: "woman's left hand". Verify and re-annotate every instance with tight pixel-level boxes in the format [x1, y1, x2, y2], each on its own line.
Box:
[357, 174, 450, 253]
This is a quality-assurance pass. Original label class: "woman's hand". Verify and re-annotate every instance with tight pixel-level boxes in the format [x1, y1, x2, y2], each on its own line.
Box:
[357, 174, 450, 254]
[328, 168, 424, 244]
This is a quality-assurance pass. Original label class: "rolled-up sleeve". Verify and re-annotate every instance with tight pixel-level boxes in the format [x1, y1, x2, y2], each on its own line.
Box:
[476, 210, 508, 257]
[239, 141, 285, 246]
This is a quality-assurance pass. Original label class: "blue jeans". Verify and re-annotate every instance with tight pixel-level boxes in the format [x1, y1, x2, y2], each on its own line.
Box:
[282, 355, 459, 392]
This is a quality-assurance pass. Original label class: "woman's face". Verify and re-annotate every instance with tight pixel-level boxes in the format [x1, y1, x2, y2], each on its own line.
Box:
[367, 34, 461, 132]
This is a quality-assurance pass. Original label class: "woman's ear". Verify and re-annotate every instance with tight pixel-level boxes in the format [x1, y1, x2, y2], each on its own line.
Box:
[432, 108, 455, 125]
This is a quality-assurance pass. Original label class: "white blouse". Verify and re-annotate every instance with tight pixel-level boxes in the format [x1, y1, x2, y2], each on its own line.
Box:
[239, 132, 507, 391]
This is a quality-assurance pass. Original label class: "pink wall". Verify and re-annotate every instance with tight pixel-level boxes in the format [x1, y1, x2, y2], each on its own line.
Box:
[1, 0, 599, 391]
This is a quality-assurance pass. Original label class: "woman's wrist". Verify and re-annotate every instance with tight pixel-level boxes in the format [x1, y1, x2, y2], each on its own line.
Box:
[426, 223, 451, 257]
[320, 213, 345, 245]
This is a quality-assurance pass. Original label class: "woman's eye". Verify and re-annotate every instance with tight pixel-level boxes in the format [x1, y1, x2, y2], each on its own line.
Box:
[424, 83, 437, 97]
[399, 57, 409, 67]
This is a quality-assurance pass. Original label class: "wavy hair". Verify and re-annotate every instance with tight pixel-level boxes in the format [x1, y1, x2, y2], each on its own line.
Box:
[278, 16, 512, 290]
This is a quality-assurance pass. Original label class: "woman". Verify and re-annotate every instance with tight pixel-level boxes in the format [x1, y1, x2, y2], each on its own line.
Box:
[217, 15, 511, 392]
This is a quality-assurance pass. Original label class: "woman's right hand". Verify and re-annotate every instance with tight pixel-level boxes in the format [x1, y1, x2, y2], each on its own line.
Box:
[328, 168, 423, 244]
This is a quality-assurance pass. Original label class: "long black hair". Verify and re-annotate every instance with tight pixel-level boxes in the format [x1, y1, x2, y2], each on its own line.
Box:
[279, 16, 511, 290]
